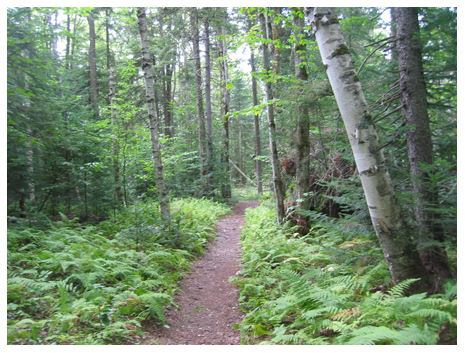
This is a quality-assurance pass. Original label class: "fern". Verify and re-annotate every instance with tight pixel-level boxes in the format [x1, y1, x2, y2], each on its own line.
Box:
[235, 204, 457, 345]
[8, 197, 230, 344]
[139, 293, 170, 325]
[386, 278, 423, 298]
[342, 325, 398, 345]
[408, 308, 453, 323]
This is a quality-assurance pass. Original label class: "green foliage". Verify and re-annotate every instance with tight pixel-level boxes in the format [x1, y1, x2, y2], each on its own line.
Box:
[7, 198, 229, 344]
[233, 204, 457, 345]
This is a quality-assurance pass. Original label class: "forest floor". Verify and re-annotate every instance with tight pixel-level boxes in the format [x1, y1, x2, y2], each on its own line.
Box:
[139, 201, 259, 345]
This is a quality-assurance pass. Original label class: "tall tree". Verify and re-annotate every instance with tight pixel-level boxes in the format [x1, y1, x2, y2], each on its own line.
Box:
[87, 9, 99, 119]
[250, 49, 263, 194]
[292, 8, 311, 214]
[159, 7, 175, 138]
[190, 7, 208, 196]
[108, 68, 123, 206]
[137, 7, 170, 221]
[204, 13, 214, 191]
[246, 11, 263, 194]
[395, 7, 452, 283]
[260, 10, 285, 222]
[218, 15, 232, 199]
[306, 7, 431, 295]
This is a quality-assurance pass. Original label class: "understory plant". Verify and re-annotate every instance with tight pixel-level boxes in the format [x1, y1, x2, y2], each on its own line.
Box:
[233, 203, 457, 345]
[7, 198, 230, 345]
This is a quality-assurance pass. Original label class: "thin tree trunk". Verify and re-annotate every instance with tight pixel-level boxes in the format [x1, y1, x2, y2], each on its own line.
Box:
[71, 15, 77, 69]
[204, 16, 214, 192]
[163, 63, 173, 137]
[105, 8, 112, 71]
[229, 159, 256, 187]
[250, 50, 263, 194]
[292, 8, 311, 214]
[66, 14, 71, 70]
[137, 7, 170, 221]
[26, 127, 35, 203]
[390, 8, 398, 61]
[306, 7, 431, 295]
[395, 7, 452, 284]
[219, 23, 231, 199]
[190, 7, 208, 196]
[109, 69, 123, 205]
[260, 11, 285, 223]
[87, 10, 99, 119]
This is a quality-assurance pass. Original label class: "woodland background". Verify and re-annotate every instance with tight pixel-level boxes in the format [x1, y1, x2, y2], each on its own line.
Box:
[7, 6, 457, 345]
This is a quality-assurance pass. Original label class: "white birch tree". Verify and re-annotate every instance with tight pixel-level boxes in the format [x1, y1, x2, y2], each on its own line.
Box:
[306, 7, 431, 294]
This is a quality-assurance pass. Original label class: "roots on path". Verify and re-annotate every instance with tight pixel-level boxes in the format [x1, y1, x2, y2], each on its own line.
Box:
[141, 201, 259, 345]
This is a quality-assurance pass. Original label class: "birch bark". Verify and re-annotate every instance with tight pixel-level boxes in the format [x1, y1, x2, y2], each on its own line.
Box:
[306, 7, 430, 294]
[137, 7, 170, 221]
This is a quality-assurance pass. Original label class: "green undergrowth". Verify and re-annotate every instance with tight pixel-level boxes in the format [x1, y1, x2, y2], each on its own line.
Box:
[232, 202, 457, 345]
[230, 186, 273, 203]
[7, 198, 230, 345]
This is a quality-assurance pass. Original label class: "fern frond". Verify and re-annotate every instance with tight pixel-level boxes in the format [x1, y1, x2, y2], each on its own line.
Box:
[139, 293, 170, 325]
[270, 324, 302, 344]
[391, 292, 425, 310]
[8, 276, 57, 292]
[331, 307, 362, 322]
[302, 308, 328, 320]
[387, 278, 422, 298]
[342, 325, 396, 345]
[390, 323, 438, 345]
[408, 308, 453, 323]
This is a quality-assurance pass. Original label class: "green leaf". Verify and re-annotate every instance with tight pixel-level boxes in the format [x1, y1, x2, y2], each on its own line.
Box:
[100, 313, 110, 326]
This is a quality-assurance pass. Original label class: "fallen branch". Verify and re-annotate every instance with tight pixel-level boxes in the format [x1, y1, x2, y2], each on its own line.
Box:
[229, 159, 257, 187]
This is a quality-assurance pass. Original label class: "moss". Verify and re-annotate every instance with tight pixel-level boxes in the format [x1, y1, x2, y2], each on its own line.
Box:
[359, 113, 374, 128]
[353, 74, 360, 82]
[331, 44, 350, 57]
[330, 17, 339, 24]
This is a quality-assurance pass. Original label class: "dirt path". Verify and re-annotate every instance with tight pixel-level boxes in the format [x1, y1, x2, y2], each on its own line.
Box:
[141, 201, 259, 345]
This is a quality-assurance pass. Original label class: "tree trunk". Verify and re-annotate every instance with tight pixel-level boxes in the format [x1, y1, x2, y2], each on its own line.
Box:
[250, 50, 263, 194]
[306, 7, 431, 295]
[108, 69, 123, 205]
[105, 8, 111, 71]
[260, 11, 285, 223]
[87, 10, 99, 119]
[292, 8, 311, 214]
[395, 7, 452, 284]
[204, 16, 214, 191]
[137, 7, 170, 221]
[71, 15, 77, 69]
[65, 14, 71, 70]
[190, 7, 208, 196]
[219, 22, 231, 199]
[163, 63, 173, 137]
[390, 8, 398, 61]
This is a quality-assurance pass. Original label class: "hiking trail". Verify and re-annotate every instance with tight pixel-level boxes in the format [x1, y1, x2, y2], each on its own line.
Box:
[140, 201, 259, 345]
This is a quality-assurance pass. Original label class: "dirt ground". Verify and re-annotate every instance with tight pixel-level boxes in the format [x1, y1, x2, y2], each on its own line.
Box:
[140, 201, 259, 345]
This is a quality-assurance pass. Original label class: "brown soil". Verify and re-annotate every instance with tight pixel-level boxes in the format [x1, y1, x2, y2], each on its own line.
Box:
[140, 201, 259, 345]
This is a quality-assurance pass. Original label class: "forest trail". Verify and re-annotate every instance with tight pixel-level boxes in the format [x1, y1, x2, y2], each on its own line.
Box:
[141, 201, 259, 345]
